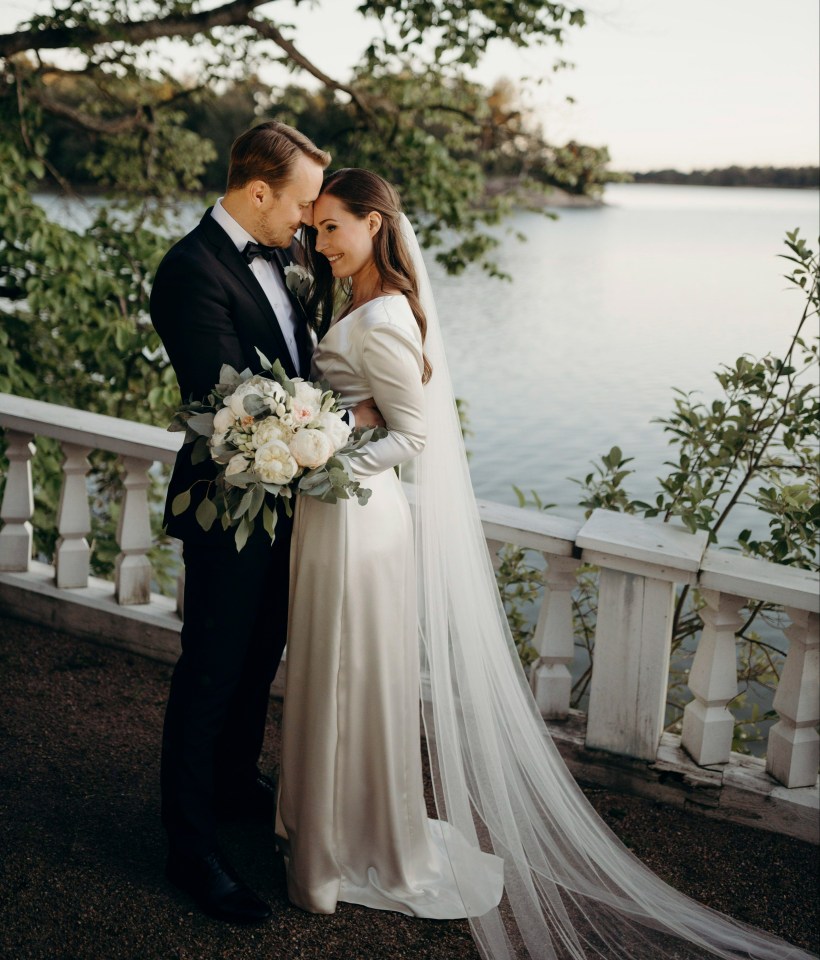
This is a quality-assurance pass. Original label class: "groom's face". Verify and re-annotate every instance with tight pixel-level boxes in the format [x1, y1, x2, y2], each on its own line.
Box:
[255, 153, 325, 247]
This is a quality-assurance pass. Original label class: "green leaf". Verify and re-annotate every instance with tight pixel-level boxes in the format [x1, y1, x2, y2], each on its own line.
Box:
[234, 515, 251, 552]
[191, 435, 210, 465]
[171, 490, 191, 516]
[248, 484, 265, 520]
[242, 394, 269, 417]
[195, 495, 218, 531]
[235, 487, 255, 518]
[254, 348, 273, 371]
[262, 502, 278, 540]
[187, 412, 215, 437]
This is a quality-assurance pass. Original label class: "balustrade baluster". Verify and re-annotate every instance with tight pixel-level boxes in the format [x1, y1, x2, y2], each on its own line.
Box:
[114, 455, 153, 605]
[0, 430, 36, 572]
[530, 555, 578, 719]
[585, 569, 676, 760]
[55, 443, 92, 588]
[767, 609, 819, 788]
[681, 589, 744, 766]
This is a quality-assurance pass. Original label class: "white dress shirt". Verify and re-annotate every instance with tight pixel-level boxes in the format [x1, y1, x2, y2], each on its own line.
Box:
[210, 198, 301, 372]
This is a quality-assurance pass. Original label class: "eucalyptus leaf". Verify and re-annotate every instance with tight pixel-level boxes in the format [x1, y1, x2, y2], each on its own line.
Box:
[187, 412, 215, 437]
[262, 502, 278, 540]
[171, 490, 192, 516]
[234, 515, 251, 552]
[195, 495, 218, 531]
[191, 435, 210, 465]
[243, 394, 269, 417]
[254, 348, 273, 371]
[248, 484, 265, 520]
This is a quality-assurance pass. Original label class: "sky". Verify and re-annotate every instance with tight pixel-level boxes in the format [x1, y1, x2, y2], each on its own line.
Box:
[2, 0, 818, 172]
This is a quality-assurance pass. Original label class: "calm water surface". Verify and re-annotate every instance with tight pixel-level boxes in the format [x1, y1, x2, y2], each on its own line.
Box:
[428, 183, 819, 537]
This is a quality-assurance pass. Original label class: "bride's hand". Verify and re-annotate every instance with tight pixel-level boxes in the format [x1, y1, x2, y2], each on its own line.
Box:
[350, 398, 385, 430]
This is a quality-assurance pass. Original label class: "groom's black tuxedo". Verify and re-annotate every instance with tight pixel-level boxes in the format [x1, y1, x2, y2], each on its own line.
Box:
[152, 210, 312, 545]
[150, 209, 311, 856]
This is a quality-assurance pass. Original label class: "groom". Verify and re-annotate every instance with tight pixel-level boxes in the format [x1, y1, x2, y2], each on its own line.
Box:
[150, 120, 381, 924]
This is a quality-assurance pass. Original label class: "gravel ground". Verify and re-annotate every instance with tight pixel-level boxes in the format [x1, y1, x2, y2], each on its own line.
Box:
[0, 613, 816, 960]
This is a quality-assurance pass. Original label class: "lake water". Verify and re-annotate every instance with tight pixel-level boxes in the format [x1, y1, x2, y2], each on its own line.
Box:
[429, 183, 819, 535]
[36, 183, 819, 538]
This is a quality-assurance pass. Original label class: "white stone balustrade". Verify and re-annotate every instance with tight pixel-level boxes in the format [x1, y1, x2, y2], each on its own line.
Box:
[115, 455, 154, 605]
[0, 394, 180, 606]
[55, 442, 92, 588]
[530, 556, 580, 719]
[578, 509, 707, 761]
[767, 609, 819, 788]
[681, 590, 746, 766]
[477, 501, 583, 720]
[698, 550, 820, 787]
[1, 392, 818, 807]
[0, 430, 35, 572]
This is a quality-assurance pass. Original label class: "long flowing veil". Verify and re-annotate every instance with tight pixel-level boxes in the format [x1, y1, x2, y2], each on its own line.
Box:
[400, 214, 813, 960]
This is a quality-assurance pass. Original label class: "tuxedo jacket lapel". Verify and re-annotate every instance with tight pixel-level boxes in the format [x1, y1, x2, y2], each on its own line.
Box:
[274, 245, 313, 378]
[200, 213, 301, 378]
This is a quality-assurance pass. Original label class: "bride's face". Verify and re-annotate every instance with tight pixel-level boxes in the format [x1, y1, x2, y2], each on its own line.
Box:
[313, 194, 381, 281]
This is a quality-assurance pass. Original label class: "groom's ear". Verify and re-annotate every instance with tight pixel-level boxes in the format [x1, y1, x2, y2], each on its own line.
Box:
[367, 211, 383, 236]
[248, 179, 272, 206]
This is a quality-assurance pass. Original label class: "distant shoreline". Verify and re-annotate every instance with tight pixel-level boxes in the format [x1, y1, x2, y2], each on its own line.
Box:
[628, 166, 818, 190]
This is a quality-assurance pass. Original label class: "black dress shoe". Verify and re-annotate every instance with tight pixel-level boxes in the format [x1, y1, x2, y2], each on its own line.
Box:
[216, 771, 277, 822]
[166, 848, 272, 924]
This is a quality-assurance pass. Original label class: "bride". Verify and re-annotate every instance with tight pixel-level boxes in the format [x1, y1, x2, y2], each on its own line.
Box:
[275, 168, 813, 960]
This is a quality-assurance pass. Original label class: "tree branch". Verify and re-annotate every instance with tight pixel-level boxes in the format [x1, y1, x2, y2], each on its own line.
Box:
[248, 15, 376, 121]
[0, 0, 267, 58]
[31, 86, 149, 134]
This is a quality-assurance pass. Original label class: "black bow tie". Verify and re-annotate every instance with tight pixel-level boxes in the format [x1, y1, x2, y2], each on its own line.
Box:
[242, 241, 277, 264]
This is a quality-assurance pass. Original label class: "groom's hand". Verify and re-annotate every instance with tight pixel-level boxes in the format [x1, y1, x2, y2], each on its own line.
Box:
[350, 398, 385, 430]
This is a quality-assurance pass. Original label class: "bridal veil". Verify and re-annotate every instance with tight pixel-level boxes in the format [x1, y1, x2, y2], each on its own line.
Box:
[400, 213, 813, 960]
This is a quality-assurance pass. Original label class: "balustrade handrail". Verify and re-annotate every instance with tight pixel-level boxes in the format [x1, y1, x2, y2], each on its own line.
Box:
[1, 392, 818, 799]
[0, 392, 817, 610]
[0, 393, 182, 464]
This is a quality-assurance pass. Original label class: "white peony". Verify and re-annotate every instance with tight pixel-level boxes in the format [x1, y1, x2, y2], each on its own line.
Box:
[288, 428, 335, 469]
[290, 379, 323, 426]
[255, 440, 298, 485]
[316, 410, 351, 452]
[227, 377, 287, 418]
[227, 382, 260, 418]
[213, 406, 237, 434]
[253, 417, 294, 448]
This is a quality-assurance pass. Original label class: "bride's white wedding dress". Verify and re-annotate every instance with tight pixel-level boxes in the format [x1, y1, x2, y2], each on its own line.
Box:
[275, 294, 504, 918]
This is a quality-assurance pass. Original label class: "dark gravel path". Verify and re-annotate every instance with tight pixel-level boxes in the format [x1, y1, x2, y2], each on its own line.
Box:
[0, 614, 816, 960]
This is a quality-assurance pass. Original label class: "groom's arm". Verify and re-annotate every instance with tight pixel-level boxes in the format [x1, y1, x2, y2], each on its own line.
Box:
[349, 398, 385, 430]
[151, 250, 247, 403]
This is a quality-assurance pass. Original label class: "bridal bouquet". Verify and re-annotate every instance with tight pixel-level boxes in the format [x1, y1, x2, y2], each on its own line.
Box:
[168, 349, 385, 550]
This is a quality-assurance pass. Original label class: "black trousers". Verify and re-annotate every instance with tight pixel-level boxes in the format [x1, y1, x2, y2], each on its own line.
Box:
[160, 521, 291, 855]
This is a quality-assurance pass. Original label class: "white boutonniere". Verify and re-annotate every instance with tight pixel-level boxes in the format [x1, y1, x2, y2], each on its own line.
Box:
[284, 264, 313, 300]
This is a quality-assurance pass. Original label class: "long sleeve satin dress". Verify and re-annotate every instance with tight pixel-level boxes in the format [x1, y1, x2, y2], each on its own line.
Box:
[275, 294, 504, 918]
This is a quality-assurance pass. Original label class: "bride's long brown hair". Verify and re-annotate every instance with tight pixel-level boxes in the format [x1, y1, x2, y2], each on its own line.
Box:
[304, 168, 432, 383]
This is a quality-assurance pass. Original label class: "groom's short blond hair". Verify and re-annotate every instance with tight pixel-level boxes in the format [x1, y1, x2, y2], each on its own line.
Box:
[226, 120, 330, 194]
